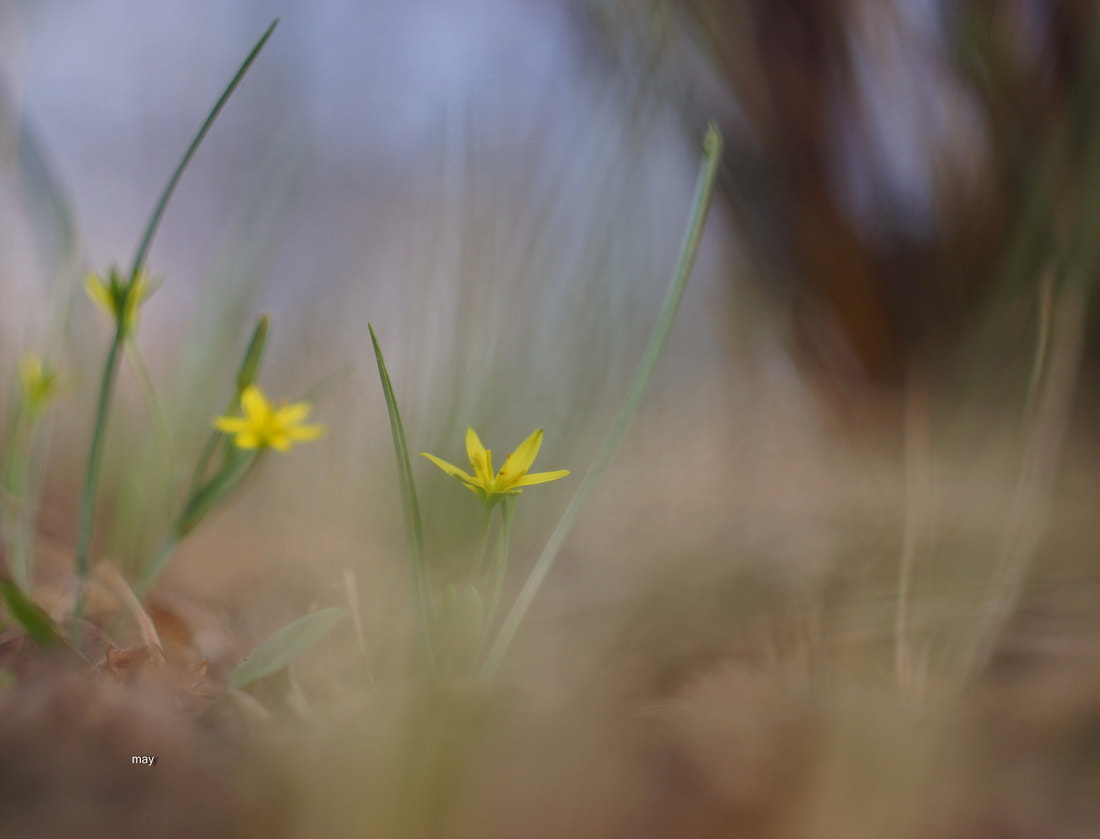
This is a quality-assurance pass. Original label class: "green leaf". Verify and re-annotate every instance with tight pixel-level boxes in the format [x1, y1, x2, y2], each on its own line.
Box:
[226, 607, 348, 689]
[0, 579, 65, 649]
[189, 315, 270, 495]
[176, 446, 256, 539]
[127, 19, 279, 280]
[369, 324, 435, 667]
[235, 314, 270, 394]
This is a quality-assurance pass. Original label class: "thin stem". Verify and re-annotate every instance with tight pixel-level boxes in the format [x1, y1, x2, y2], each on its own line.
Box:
[125, 342, 178, 474]
[2, 412, 35, 591]
[895, 368, 931, 702]
[136, 535, 179, 598]
[74, 331, 125, 587]
[479, 500, 513, 654]
[72, 20, 278, 607]
[128, 20, 279, 279]
[480, 123, 724, 676]
[471, 503, 494, 580]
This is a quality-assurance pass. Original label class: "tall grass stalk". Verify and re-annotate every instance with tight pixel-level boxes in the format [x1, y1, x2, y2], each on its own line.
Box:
[369, 324, 436, 669]
[73, 20, 279, 599]
[480, 123, 724, 676]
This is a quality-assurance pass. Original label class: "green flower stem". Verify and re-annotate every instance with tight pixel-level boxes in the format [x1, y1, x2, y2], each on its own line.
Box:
[2, 411, 36, 591]
[471, 503, 494, 580]
[138, 536, 180, 599]
[74, 330, 125, 589]
[125, 342, 178, 473]
[72, 20, 278, 609]
[478, 499, 513, 660]
[481, 123, 724, 677]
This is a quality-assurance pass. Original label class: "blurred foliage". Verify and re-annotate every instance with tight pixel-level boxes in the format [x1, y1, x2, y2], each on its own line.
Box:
[588, 0, 1100, 397]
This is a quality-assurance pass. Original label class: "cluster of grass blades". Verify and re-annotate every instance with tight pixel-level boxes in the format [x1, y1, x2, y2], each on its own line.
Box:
[4, 13, 726, 782]
[369, 122, 724, 680]
[0, 19, 347, 705]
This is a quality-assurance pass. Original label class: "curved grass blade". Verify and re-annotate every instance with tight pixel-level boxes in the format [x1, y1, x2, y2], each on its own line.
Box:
[368, 324, 435, 668]
[189, 315, 270, 495]
[227, 607, 348, 690]
[128, 18, 279, 280]
[0, 579, 65, 649]
[74, 20, 280, 596]
[481, 123, 724, 676]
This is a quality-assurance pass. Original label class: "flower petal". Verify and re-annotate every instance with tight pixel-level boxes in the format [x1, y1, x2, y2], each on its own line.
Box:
[498, 428, 543, 484]
[235, 431, 262, 449]
[84, 274, 114, 316]
[465, 427, 485, 464]
[465, 427, 495, 483]
[514, 469, 570, 487]
[240, 385, 269, 421]
[421, 452, 476, 484]
[275, 401, 312, 426]
[214, 416, 250, 434]
[286, 423, 325, 441]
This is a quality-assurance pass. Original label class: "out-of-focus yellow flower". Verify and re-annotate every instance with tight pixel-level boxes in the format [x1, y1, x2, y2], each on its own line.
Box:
[422, 427, 569, 504]
[214, 384, 325, 451]
[84, 267, 154, 335]
[18, 353, 59, 416]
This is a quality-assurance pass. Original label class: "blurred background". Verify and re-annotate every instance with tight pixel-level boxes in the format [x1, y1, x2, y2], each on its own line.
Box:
[1, 0, 1099, 685]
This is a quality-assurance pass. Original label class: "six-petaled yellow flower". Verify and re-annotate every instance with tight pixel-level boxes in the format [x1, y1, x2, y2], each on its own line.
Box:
[214, 385, 325, 451]
[84, 267, 155, 335]
[422, 427, 569, 505]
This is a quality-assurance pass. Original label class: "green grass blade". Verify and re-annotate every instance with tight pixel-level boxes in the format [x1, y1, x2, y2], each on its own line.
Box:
[0, 579, 65, 649]
[481, 123, 724, 676]
[226, 607, 348, 689]
[128, 19, 279, 280]
[368, 324, 435, 668]
[73, 20, 279, 598]
[189, 315, 269, 495]
[2, 412, 35, 591]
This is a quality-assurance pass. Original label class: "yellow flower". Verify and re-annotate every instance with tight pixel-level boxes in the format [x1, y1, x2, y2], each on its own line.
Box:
[18, 353, 59, 415]
[213, 384, 325, 451]
[84, 267, 155, 335]
[421, 427, 569, 504]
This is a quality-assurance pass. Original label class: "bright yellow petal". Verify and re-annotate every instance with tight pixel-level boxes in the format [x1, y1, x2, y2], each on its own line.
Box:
[465, 427, 494, 482]
[214, 416, 250, 433]
[286, 423, 325, 441]
[514, 469, 570, 487]
[274, 401, 312, 426]
[235, 431, 262, 449]
[240, 386, 270, 421]
[84, 274, 114, 315]
[464, 427, 485, 460]
[421, 452, 476, 484]
[498, 429, 544, 484]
